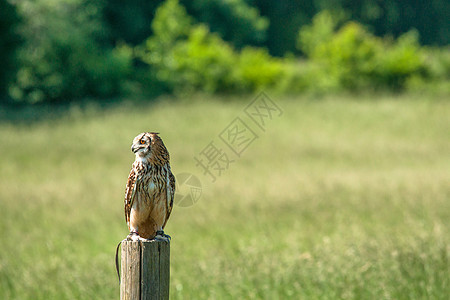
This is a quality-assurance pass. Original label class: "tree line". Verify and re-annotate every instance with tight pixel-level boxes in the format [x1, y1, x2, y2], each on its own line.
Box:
[1, 0, 448, 103]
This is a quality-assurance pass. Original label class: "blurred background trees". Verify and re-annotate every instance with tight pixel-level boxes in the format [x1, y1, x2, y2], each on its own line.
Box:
[251, 0, 450, 56]
[0, 0, 21, 100]
[1, 0, 448, 103]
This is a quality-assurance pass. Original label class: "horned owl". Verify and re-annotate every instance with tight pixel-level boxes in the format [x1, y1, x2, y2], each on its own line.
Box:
[124, 132, 175, 241]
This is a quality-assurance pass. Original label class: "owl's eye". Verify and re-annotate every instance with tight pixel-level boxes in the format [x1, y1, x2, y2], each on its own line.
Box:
[140, 140, 145, 144]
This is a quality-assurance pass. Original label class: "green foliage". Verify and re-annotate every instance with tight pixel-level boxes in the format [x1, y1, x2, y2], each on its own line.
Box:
[340, 0, 450, 46]
[296, 11, 431, 91]
[277, 60, 341, 94]
[171, 25, 237, 93]
[140, 0, 204, 92]
[423, 47, 450, 81]
[140, 0, 281, 94]
[101, 0, 268, 50]
[234, 47, 284, 91]
[373, 31, 425, 88]
[180, 0, 268, 49]
[405, 47, 450, 95]
[0, 0, 21, 99]
[101, 0, 161, 46]
[297, 10, 343, 57]
[311, 21, 383, 89]
[142, 3, 446, 96]
[149, 0, 192, 47]
[10, 0, 132, 103]
[253, 0, 449, 56]
[3, 0, 448, 102]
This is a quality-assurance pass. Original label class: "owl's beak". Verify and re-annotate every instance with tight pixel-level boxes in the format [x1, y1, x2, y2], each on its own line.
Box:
[131, 144, 138, 153]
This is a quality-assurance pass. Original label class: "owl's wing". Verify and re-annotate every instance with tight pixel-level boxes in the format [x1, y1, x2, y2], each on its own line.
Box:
[124, 167, 138, 227]
[162, 169, 175, 229]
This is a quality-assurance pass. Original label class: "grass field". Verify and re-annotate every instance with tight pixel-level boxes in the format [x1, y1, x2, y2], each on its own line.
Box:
[0, 94, 449, 299]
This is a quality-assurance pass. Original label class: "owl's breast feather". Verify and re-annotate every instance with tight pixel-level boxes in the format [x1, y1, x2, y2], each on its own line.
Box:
[147, 181, 156, 193]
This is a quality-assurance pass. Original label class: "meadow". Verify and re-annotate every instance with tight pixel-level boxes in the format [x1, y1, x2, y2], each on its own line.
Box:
[0, 93, 449, 299]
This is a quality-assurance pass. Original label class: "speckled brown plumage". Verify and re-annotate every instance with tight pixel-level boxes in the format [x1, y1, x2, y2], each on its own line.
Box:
[124, 132, 175, 240]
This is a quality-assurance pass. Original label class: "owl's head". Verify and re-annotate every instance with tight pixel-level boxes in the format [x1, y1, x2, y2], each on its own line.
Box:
[131, 132, 170, 165]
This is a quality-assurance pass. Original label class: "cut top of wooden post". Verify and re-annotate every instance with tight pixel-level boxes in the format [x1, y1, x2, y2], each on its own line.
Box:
[120, 239, 170, 300]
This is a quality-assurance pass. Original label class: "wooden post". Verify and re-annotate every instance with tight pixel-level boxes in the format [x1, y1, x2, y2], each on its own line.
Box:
[120, 239, 170, 300]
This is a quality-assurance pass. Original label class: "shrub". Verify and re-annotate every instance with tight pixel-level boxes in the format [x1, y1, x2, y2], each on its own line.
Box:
[405, 47, 450, 95]
[141, 0, 235, 93]
[313, 22, 382, 89]
[296, 11, 430, 91]
[140, 0, 194, 91]
[140, 0, 281, 94]
[297, 10, 342, 58]
[9, 0, 132, 103]
[170, 25, 237, 93]
[373, 31, 425, 89]
[233, 47, 284, 91]
[277, 60, 342, 94]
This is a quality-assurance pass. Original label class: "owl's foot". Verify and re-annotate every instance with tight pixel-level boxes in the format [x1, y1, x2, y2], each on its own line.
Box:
[127, 231, 140, 241]
[155, 230, 171, 242]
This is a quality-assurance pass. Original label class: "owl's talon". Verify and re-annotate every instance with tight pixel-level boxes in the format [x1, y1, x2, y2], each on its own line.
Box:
[155, 230, 171, 242]
[127, 231, 139, 241]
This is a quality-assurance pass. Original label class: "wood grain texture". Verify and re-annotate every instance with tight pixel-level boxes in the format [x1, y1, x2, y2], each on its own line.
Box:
[120, 240, 170, 300]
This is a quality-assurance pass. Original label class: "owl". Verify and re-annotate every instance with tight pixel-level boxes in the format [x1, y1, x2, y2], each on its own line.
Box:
[124, 132, 175, 241]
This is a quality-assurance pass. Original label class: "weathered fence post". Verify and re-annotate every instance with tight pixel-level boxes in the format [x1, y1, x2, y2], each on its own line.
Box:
[120, 239, 170, 300]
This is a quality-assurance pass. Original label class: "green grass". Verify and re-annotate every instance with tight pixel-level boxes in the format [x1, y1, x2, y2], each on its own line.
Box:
[0, 94, 449, 299]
